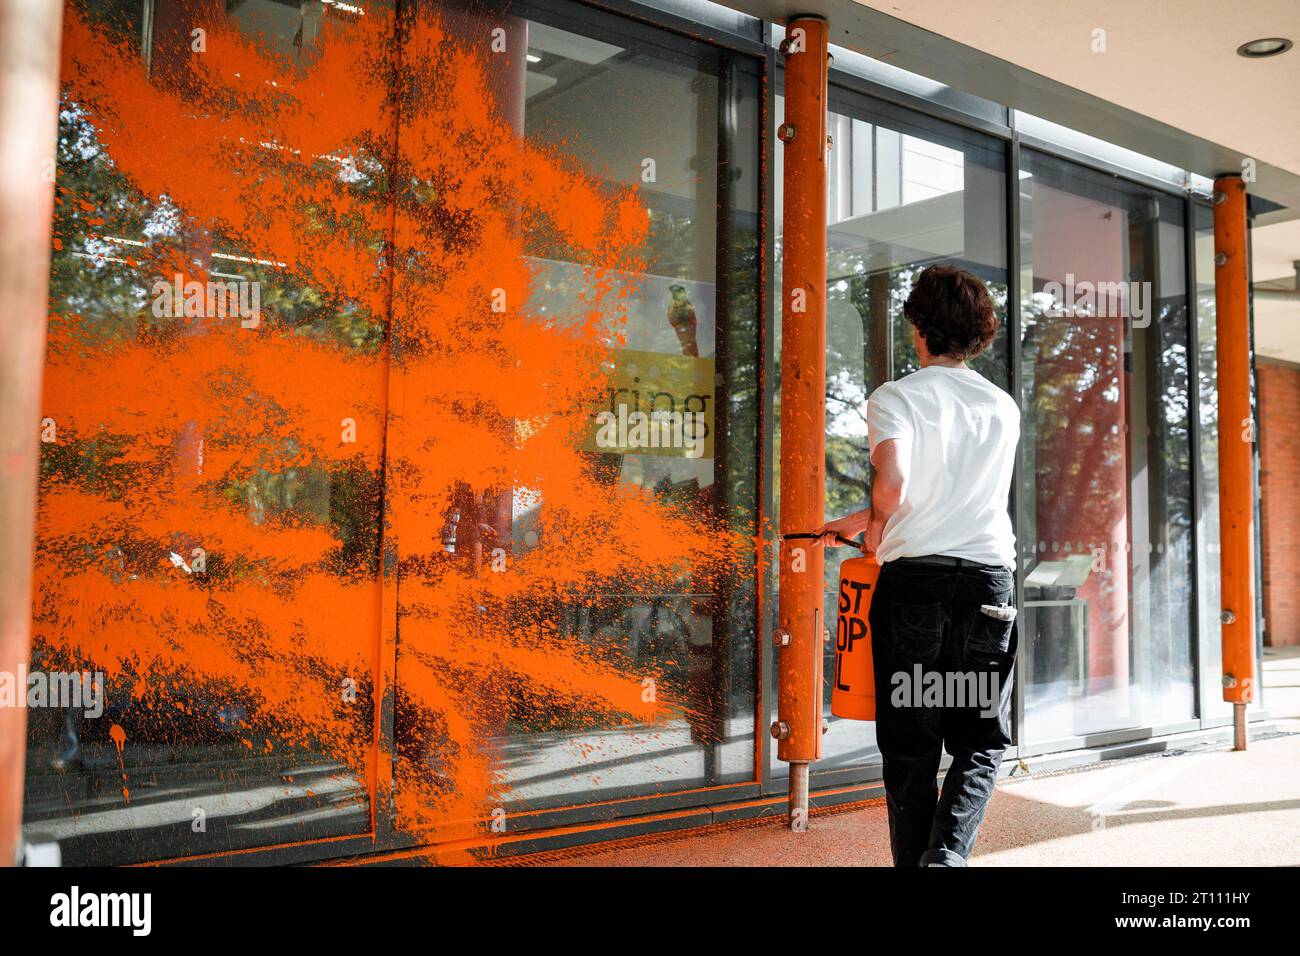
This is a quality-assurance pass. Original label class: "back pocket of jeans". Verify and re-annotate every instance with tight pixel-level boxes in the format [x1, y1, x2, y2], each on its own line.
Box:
[889, 601, 946, 666]
[965, 610, 1014, 664]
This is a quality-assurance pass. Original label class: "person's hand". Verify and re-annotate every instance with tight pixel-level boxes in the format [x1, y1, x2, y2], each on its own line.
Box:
[814, 513, 866, 547]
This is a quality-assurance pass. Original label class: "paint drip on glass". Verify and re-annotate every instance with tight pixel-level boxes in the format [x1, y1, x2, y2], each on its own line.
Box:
[109, 723, 129, 803]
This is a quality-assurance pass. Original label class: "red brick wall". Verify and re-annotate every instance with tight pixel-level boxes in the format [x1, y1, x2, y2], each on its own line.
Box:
[1259, 360, 1300, 647]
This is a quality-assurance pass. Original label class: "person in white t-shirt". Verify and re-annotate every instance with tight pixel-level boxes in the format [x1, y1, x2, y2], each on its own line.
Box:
[817, 264, 1021, 867]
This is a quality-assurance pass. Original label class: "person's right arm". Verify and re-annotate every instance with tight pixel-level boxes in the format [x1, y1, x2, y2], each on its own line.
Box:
[816, 384, 910, 550]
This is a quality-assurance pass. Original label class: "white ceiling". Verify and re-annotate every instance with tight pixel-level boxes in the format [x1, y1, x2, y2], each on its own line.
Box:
[853, 0, 1300, 177]
[853, 0, 1300, 361]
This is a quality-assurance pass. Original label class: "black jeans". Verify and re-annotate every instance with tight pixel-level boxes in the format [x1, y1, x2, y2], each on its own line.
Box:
[868, 557, 1017, 867]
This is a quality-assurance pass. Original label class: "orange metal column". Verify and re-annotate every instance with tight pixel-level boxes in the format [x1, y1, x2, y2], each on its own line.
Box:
[1213, 174, 1257, 750]
[0, 0, 64, 866]
[774, 16, 828, 828]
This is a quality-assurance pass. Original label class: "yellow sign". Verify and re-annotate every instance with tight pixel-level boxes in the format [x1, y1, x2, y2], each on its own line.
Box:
[583, 348, 716, 459]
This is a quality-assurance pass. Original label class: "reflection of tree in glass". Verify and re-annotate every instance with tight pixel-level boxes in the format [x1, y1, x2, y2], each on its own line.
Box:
[821, 257, 1009, 595]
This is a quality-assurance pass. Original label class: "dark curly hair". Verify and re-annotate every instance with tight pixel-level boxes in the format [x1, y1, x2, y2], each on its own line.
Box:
[901, 264, 997, 360]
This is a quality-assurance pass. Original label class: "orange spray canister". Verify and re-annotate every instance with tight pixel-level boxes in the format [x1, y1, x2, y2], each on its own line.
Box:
[831, 551, 880, 721]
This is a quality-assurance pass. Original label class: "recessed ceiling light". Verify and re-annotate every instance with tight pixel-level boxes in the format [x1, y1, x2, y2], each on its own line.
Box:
[1236, 37, 1292, 58]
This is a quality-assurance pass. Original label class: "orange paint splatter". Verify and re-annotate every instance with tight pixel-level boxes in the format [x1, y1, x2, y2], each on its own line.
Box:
[40, 1, 751, 848]
[109, 722, 129, 803]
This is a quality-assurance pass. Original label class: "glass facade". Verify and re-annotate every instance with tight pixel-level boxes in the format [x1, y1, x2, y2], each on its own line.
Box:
[33, 0, 763, 863]
[1193, 202, 1228, 723]
[448, 8, 764, 811]
[26, 0, 1241, 864]
[771, 92, 1009, 778]
[1017, 150, 1196, 743]
[31, 0, 393, 865]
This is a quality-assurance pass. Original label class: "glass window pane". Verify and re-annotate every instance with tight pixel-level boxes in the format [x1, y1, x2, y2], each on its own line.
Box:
[389, 9, 763, 821]
[37, 1, 764, 860]
[30, 0, 391, 864]
[1018, 149, 1196, 743]
[772, 92, 1009, 777]
[1193, 202, 1247, 721]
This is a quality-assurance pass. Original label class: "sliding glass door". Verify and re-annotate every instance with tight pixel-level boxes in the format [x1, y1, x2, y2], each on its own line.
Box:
[771, 86, 1010, 782]
[1017, 149, 1196, 744]
[393, 2, 763, 831]
[31, 0, 393, 864]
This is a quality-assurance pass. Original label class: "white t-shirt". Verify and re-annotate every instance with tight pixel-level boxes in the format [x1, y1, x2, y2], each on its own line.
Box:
[867, 365, 1020, 568]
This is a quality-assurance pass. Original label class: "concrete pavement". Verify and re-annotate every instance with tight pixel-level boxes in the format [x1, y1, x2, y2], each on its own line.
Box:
[538, 646, 1300, 867]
